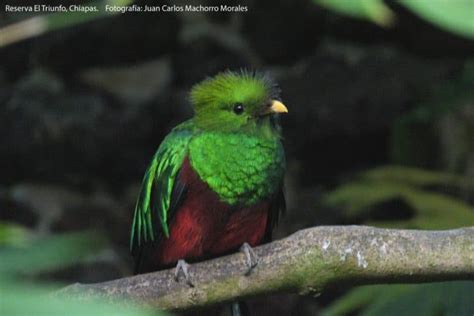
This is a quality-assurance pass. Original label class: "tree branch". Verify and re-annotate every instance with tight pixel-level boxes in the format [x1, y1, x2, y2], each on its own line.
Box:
[56, 226, 474, 311]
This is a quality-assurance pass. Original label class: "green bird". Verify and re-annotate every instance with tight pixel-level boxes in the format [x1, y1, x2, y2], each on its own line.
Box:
[130, 70, 288, 292]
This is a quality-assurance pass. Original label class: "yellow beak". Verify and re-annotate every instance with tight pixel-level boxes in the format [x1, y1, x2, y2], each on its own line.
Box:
[268, 100, 288, 114]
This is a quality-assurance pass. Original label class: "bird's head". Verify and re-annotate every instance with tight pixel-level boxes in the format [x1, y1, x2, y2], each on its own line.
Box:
[190, 70, 288, 132]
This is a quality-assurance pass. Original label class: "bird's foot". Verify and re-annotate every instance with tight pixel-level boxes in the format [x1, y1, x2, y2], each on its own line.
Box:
[174, 259, 194, 287]
[240, 242, 259, 276]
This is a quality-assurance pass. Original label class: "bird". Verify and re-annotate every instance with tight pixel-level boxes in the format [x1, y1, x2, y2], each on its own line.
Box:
[130, 70, 287, 313]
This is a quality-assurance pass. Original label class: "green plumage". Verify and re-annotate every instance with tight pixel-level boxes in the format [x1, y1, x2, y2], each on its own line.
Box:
[131, 70, 286, 251]
[131, 125, 191, 246]
[189, 125, 285, 206]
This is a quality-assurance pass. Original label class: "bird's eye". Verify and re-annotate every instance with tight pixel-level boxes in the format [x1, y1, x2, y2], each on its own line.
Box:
[233, 103, 244, 115]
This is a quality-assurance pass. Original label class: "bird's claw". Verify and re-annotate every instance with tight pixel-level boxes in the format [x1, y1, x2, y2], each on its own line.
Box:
[174, 259, 194, 287]
[240, 242, 259, 276]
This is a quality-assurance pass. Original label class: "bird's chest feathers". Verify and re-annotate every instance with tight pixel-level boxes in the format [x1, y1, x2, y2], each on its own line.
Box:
[188, 132, 285, 206]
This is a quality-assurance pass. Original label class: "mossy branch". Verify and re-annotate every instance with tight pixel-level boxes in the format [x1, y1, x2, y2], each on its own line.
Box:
[56, 226, 474, 311]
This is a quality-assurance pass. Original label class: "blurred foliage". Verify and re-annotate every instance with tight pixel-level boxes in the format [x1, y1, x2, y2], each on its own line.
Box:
[322, 165, 474, 315]
[361, 166, 472, 190]
[0, 230, 108, 275]
[0, 224, 157, 316]
[313, 0, 474, 39]
[0, 282, 156, 316]
[323, 282, 474, 316]
[392, 61, 474, 171]
[313, 0, 394, 26]
[399, 0, 474, 39]
[324, 166, 474, 229]
[0, 221, 32, 247]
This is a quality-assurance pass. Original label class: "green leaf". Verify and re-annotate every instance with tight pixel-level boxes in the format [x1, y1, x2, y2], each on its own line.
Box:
[0, 221, 32, 247]
[324, 166, 474, 229]
[322, 284, 415, 316]
[361, 166, 473, 190]
[313, 0, 474, 38]
[323, 282, 474, 316]
[399, 0, 474, 39]
[0, 281, 159, 316]
[313, 0, 395, 26]
[0, 232, 108, 275]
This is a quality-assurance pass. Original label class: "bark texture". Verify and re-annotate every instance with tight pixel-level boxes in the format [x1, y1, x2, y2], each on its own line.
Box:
[56, 226, 474, 311]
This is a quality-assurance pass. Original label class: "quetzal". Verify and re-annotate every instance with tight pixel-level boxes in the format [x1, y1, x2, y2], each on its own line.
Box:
[130, 70, 287, 288]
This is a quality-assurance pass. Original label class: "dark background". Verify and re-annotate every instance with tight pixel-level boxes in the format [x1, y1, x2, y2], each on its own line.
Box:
[1, 0, 473, 315]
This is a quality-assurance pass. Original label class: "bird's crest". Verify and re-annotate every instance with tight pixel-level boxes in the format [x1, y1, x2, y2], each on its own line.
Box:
[190, 69, 280, 112]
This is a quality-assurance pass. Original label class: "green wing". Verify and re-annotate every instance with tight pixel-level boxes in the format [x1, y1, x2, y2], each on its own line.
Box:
[130, 124, 193, 252]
